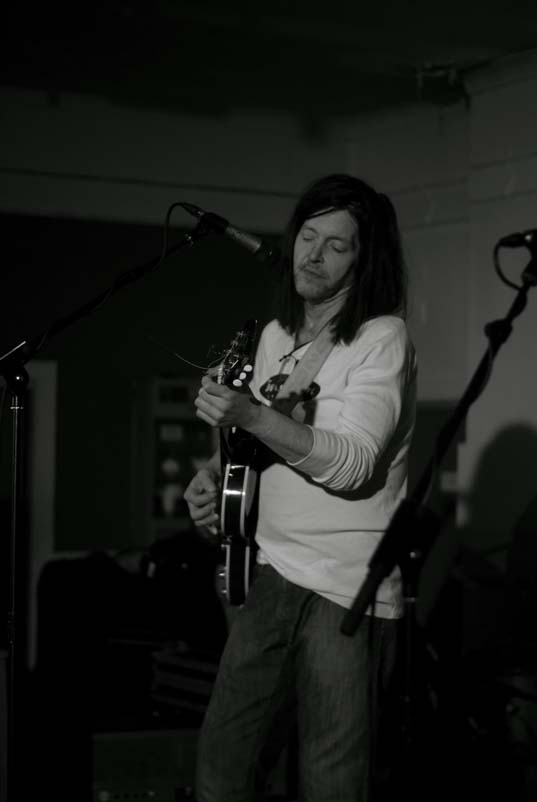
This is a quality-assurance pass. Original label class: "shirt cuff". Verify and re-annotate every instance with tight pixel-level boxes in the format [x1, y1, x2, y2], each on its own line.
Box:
[286, 424, 316, 467]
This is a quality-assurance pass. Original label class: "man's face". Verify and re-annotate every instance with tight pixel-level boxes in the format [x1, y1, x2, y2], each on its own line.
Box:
[293, 209, 360, 304]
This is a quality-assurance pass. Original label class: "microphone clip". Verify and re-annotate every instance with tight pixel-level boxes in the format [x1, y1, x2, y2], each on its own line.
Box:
[498, 229, 537, 251]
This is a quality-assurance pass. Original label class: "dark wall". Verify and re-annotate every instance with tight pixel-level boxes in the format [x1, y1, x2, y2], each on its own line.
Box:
[0, 213, 278, 552]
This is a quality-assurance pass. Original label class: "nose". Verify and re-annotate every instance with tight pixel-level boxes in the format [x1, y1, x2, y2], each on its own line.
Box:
[308, 240, 324, 262]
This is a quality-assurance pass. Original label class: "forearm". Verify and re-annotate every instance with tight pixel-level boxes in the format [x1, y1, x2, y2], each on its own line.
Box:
[245, 404, 377, 491]
[244, 403, 314, 464]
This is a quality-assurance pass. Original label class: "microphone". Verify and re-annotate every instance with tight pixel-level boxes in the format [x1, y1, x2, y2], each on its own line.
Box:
[498, 229, 537, 249]
[497, 228, 537, 287]
[182, 202, 280, 264]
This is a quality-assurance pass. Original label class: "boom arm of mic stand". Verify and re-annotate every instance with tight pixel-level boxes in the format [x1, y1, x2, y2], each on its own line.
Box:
[0, 225, 210, 371]
[341, 273, 533, 638]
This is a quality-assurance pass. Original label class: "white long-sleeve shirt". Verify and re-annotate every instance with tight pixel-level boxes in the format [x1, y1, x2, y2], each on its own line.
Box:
[249, 314, 417, 618]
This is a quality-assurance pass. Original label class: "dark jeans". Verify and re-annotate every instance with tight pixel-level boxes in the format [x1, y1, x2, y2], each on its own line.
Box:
[196, 564, 400, 802]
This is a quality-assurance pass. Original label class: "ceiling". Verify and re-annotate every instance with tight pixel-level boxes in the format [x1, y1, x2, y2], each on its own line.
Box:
[3, 1, 537, 124]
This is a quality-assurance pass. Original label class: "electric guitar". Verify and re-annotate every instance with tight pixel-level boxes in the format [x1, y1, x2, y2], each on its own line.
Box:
[215, 319, 259, 606]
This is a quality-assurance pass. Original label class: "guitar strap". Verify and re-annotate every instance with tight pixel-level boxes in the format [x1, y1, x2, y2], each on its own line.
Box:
[271, 323, 335, 422]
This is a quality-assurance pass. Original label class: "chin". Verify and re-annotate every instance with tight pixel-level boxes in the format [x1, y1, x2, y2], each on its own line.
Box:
[295, 277, 324, 299]
[297, 287, 322, 302]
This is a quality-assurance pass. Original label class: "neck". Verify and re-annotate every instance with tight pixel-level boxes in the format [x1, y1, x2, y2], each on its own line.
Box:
[296, 287, 349, 346]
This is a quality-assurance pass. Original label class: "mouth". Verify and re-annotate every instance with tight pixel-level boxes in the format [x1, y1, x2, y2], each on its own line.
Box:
[300, 264, 324, 279]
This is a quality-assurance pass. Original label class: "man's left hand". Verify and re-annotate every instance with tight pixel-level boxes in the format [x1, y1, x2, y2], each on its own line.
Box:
[195, 375, 261, 430]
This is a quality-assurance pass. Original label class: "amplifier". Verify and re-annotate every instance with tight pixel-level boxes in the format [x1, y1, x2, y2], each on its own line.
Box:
[92, 728, 198, 802]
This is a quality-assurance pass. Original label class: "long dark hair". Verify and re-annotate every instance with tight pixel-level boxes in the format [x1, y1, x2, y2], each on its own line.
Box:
[276, 173, 407, 344]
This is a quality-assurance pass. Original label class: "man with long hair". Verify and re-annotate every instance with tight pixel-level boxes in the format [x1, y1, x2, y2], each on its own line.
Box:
[184, 174, 417, 801]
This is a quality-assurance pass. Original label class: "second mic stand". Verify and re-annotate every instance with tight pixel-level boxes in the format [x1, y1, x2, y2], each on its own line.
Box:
[341, 250, 537, 780]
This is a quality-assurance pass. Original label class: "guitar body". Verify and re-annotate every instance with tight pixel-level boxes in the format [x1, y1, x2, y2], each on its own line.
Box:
[218, 540, 257, 607]
[219, 430, 259, 605]
[221, 460, 258, 539]
[215, 319, 259, 606]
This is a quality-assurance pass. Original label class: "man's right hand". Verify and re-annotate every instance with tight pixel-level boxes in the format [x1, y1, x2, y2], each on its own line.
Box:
[184, 467, 221, 539]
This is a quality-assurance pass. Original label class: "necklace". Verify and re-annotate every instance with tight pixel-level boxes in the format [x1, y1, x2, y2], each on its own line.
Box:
[279, 338, 312, 363]
[293, 313, 336, 352]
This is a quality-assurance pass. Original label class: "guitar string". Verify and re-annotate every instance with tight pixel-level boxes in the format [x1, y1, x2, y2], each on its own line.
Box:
[144, 332, 224, 372]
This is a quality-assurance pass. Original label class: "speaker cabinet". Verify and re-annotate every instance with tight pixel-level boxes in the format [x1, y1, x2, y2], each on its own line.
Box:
[92, 728, 198, 802]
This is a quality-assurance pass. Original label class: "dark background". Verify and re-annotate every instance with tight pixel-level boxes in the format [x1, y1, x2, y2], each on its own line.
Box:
[0, 211, 278, 552]
[0, 210, 280, 798]
[2, 2, 537, 798]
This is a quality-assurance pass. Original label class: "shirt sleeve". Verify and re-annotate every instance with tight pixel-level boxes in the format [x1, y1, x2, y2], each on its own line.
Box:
[290, 317, 416, 492]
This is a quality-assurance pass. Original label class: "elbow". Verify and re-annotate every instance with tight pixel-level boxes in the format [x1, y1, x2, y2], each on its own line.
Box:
[320, 454, 375, 492]
[308, 433, 377, 492]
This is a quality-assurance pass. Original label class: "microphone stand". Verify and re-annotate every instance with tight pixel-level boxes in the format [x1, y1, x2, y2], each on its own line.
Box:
[0, 221, 211, 802]
[341, 246, 537, 792]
